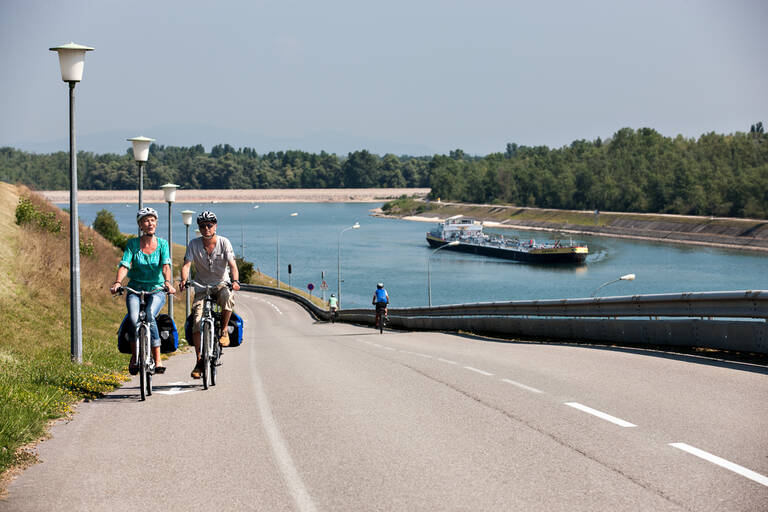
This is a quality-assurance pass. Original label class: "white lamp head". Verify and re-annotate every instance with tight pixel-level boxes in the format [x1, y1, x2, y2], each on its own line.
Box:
[447, 241, 460, 246]
[352, 222, 360, 229]
[49, 42, 94, 82]
[161, 183, 179, 203]
[620, 273, 636, 281]
[290, 212, 298, 217]
[181, 210, 196, 226]
[127, 136, 155, 162]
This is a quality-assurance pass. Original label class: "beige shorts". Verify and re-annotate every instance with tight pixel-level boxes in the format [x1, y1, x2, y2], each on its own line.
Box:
[191, 284, 235, 333]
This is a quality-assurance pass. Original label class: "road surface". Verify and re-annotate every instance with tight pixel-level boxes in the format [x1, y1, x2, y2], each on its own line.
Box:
[4, 292, 767, 511]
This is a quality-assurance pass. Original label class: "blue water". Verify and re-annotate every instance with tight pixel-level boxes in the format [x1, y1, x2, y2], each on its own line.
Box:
[74, 202, 768, 309]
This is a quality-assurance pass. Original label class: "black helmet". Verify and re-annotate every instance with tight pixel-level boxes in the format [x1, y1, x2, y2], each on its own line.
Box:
[136, 207, 158, 223]
[197, 211, 217, 225]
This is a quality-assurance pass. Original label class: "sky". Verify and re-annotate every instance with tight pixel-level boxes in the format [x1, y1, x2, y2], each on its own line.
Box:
[1, 0, 766, 156]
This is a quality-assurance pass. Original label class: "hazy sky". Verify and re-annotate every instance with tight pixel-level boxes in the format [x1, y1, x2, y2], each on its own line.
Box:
[1, 0, 766, 156]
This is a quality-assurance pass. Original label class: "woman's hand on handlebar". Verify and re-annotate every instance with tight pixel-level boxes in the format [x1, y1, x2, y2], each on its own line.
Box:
[165, 282, 176, 295]
[110, 282, 122, 295]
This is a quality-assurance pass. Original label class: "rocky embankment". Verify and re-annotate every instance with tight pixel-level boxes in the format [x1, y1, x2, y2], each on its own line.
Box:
[375, 202, 768, 253]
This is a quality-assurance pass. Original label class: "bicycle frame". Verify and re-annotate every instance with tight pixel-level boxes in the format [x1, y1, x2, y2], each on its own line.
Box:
[187, 280, 229, 389]
[120, 285, 165, 401]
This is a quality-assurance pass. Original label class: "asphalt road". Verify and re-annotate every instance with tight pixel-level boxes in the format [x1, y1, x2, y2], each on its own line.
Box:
[4, 293, 767, 511]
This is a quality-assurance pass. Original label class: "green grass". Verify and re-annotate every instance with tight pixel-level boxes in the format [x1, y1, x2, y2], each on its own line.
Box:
[0, 281, 129, 474]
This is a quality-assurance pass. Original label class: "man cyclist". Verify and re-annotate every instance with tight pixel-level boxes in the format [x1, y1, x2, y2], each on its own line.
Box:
[179, 211, 240, 379]
[372, 282, 389, 326]
[328, 293, 338, 321]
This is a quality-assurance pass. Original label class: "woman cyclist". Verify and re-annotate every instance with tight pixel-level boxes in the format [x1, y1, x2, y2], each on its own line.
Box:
[109, 207, 176, 374]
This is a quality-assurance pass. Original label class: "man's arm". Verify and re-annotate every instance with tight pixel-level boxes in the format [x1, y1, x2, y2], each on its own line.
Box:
[179, 260, 192, 287]
[228, 257, 240, 291]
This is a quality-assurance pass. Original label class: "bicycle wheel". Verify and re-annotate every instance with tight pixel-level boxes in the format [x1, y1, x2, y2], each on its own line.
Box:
[138, 324, 148, 401]
[201, 324, 211, 390]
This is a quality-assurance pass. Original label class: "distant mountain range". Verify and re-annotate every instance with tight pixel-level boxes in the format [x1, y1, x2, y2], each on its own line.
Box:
[5, 124, 442, 157]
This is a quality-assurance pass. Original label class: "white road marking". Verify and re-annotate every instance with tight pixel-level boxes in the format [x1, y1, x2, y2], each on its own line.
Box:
[564, 402, 637, 427]
[382, 346, 396, 351]
[437, 358, 458, 365]
[670, 443, 768, 487]
[400, 350, 433, 359]
[464, 366, 494, 376]
[259, 298, 283, 315]
[501, 378, 543, 394]
[250, 346, 317, 512]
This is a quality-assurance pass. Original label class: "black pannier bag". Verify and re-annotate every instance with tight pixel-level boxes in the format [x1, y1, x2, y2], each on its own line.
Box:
[155, 314, 179, 353]
[184, 312, 243, 347]
[117, 313, 178, 354]
[117, 314, 133, 354]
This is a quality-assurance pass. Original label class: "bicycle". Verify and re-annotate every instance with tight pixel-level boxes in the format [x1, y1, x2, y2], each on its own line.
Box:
[330, 306, 338, 323]
[185, 280, 231, 390]
[374, 303, 388, 334]
[118, 285, 166, 401]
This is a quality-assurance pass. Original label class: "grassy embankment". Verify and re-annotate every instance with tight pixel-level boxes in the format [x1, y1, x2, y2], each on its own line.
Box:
[0, 185, 325, 487]
[0, 185, 132, 484]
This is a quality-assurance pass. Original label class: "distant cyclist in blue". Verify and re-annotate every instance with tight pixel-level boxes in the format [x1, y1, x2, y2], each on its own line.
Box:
[110, 207, 175, 375]
[372, 282, 389, 324]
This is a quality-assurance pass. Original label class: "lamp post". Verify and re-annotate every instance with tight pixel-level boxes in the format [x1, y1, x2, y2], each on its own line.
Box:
[161, 184, 179, 317]
[428, 241, 460, 307]
[337, 222, 360, 308]
[276, 212, 298, 288]
[127, 135, 155, 211]
[591, 273, 636, 298]
[181, 210, 195, 320]
[50, 41, 94, 364]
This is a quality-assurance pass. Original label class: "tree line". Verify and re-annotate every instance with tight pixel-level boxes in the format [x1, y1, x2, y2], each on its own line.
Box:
[1, 124, 766, 218]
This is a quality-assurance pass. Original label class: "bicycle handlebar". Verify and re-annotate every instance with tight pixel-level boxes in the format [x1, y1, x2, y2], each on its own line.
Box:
[184, 280, 232, 292]
[118, 285, 168, 296]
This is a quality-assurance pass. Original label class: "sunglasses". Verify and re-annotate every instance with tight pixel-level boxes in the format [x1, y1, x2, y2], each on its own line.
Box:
[199, 223, 216, 229]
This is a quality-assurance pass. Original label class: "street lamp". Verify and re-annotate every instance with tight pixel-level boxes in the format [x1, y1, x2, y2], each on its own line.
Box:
[161, 184, 179, 317]
[337, 222, 360, 308]
[50, 41, 94, 364]
[428, 241, 459, 307]
[591, 273, 636, 298]
[276, 212, 298, 288]
[127, 135, 155, 210]
[181, 210, 195, 320]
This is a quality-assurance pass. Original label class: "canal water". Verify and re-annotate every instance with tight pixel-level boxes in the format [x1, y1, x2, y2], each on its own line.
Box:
[74, 202, 767, 310]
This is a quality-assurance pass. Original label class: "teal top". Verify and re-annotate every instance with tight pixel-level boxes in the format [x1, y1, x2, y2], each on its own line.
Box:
[119, 236, 171, 291]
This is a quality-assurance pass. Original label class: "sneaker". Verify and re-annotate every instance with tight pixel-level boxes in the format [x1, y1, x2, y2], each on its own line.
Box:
[219, 333, 230, 347]
[190, 360, 204, 379]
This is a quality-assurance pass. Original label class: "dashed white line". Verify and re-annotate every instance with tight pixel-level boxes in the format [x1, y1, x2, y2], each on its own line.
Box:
[464, 366, 494, 376]
[437, 358, 458, 365]
[670, 443, 768, 487]
[382, 346, 396, 351]
[564, 402, 637, 427]
[400, 350, 433, 359]
[501, 378, 543, 394]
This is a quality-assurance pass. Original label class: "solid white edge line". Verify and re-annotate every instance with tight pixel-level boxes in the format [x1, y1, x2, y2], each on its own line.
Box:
[564, 402, 637, 427]
[670, 443, 768, 487]
[250, 346, 318, 512]
[464, 366, 494, 376]
[501, 378, 543, 394]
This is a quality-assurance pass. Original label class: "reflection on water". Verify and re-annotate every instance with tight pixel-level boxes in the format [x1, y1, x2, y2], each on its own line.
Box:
[74, 202, 768, 309]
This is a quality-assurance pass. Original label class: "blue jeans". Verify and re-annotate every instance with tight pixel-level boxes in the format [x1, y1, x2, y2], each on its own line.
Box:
[126, 291, 166, 347]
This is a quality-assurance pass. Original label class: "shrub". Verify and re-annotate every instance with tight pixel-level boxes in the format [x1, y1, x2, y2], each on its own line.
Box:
[236, 257, 254, 283]
[15, 197, 62, 234]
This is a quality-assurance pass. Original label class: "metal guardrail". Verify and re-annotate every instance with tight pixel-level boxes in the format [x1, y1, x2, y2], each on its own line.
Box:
[240, 284, 768, 355]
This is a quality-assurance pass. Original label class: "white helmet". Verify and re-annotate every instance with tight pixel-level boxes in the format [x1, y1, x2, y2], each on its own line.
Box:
[136, 207, 158, 223]
[377, 282, 384, 289]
